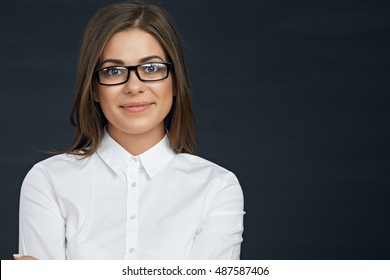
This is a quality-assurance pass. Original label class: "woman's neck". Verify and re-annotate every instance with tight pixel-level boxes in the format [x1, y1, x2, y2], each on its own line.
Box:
[107, 125, 165, 156]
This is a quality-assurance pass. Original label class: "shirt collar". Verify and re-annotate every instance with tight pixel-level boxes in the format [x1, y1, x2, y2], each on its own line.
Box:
[97, 130, 175, 179]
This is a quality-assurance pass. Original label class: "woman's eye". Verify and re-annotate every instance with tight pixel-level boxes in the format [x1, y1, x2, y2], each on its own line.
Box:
[141, 63, 163, 73]
[147, 65, 156, 72]
[104, 67, 125, 76]
[145, 64, 158, 73]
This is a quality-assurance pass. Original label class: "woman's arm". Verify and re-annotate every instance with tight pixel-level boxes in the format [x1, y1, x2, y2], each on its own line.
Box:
[189, 173, 245, 259]
[18, 163, 66, 260]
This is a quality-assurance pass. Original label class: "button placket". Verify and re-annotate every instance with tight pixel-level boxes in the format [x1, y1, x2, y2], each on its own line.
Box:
[125, 157, 140, 259]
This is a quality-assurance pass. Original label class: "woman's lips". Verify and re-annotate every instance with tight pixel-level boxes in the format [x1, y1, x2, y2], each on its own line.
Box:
[120, 102, 153, 113]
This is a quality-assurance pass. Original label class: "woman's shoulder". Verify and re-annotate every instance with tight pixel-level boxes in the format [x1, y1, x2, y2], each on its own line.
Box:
[27, 152, 94, 177]
[176, 152, 222, 166]
[174, 153, 239, 183]
[174, 153, 243, 204]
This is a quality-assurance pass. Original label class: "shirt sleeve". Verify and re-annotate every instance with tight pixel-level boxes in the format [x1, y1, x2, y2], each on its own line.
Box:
[188, 172, 245, 259]
[19, 163, 67, 260]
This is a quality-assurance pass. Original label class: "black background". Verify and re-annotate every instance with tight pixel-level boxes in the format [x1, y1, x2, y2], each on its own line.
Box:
[1, 0, 389, 260]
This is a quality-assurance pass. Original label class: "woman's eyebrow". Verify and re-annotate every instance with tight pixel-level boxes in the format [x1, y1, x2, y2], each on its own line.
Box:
[100, 59, 125, 66]
[100, 55, 165, 66]
[139, 55, 164, 63]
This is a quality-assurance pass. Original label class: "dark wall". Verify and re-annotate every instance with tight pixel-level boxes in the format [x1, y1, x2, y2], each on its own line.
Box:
[1, 0, 389, 260]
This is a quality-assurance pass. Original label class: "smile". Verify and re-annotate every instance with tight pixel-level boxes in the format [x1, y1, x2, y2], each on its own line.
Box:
[120, 102, 153, 113]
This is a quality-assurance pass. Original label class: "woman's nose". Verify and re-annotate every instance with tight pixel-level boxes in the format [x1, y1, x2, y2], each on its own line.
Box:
[123, 69, 145, 95]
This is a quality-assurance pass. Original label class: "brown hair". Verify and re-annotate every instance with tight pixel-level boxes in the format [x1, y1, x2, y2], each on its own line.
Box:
[66, 1, 196, 156]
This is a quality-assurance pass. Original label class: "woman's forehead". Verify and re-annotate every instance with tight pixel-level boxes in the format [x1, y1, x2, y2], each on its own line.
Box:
[101, 29, 167, 63]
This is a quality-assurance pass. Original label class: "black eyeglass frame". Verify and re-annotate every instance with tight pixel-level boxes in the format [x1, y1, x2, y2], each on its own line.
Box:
[93, 62, 174, 86]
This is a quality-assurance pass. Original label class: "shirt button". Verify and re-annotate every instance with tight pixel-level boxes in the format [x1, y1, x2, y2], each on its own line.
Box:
[129, 248, 135, 253]
[131, 215, 136, 220]
[131, 182, 137, 187]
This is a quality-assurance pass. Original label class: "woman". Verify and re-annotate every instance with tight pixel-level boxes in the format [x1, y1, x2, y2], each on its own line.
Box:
[15, 1, 244, 260]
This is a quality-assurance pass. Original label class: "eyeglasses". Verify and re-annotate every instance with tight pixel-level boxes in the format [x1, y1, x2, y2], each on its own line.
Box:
[94, 62, 173, 86]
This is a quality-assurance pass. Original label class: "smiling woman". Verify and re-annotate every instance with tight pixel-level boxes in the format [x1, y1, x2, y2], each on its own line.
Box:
[16, 1, 244, 260]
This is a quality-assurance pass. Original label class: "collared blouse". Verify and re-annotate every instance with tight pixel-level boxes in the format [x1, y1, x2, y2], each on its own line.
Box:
[19, 131, 245, 259]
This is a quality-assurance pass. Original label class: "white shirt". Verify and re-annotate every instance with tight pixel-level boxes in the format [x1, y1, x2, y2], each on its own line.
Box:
[19, 132, 245, 259]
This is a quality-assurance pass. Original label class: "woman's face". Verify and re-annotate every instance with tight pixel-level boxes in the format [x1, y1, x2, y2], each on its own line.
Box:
[94, 28, 173, 143]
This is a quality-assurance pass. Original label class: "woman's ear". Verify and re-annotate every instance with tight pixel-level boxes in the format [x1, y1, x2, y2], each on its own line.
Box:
[93, 91, 100, 102]
[92, 84, 100, 102]
[173, 82, 177, 96]
[92, 81, 100, 102]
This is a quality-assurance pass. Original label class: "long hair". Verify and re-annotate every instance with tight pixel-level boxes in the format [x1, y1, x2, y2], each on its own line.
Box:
[66, 1, 196, 157]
